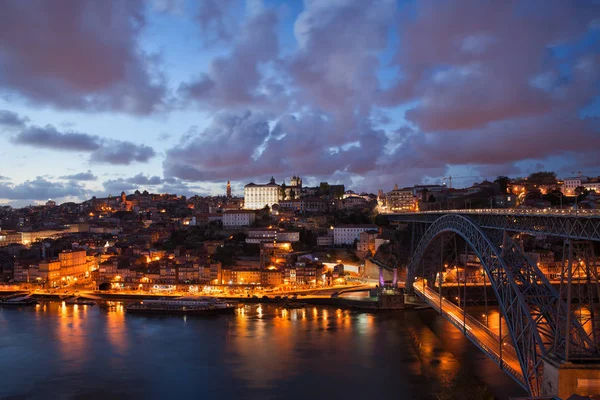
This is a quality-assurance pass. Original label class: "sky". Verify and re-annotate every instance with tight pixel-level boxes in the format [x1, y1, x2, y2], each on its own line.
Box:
[0, 0, 599, 207]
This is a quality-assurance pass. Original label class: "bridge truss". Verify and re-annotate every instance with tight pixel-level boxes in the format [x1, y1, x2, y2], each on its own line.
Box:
[389, 211, 600, 241]
[404, 214, 599, 396]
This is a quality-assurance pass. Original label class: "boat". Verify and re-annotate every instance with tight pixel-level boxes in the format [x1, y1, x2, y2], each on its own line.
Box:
[281, 301, 307, 309]
[0, 293, 38, 306]
[126, 296, 236, 315]
[64, 296, 96, 306]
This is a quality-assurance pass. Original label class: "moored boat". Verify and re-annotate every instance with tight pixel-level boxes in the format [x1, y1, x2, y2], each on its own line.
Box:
[64, 296, 96, 306]
[126, 296, 235, 315]
[0, 293, 38, 306]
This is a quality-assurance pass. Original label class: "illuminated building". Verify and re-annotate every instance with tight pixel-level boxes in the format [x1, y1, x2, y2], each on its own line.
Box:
[39, 260, 61, 287]
[386, 185, 415, 211]
[244, 177, 281, 210]
[226, 181, 232, 198]
[59, 249, 94, 280]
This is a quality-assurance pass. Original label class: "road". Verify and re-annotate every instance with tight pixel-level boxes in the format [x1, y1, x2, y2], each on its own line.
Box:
[414, 280, 527, 388]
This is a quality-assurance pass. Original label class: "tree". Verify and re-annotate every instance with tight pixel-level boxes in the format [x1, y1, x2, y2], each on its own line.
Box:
[527, 171, 557, 185]
[575, 186, 587, 197]
[280, 183, 287, 199]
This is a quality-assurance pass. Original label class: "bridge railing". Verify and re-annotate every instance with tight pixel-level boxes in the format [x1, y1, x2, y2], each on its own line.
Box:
[415, 283, 526, 387]
[382, 208, 600, 217]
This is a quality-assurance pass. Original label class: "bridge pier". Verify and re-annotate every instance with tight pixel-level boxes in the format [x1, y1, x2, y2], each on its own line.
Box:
[541, 357, 600, 399]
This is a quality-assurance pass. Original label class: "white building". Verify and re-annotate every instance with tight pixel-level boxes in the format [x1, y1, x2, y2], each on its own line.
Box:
[563, 177, 585, 196]
[563, 176, 600, 196]
[222, 210, 256, 227]
[244, 177, 281, 210]
[333, 225, 379, 246]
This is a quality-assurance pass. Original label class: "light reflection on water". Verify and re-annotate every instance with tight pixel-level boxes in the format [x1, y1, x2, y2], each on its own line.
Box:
[0, 302, 525, 400]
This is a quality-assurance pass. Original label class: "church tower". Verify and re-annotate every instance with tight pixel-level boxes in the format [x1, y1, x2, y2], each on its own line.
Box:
[226, 181, 232, 198]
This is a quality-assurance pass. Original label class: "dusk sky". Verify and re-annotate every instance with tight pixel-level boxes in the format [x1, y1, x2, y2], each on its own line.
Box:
[0, 0, 599, 206]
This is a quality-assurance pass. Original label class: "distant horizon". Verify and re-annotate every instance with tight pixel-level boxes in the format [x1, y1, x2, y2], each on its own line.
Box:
[1, 1, 599, 207]
[3, 170, 594, 209]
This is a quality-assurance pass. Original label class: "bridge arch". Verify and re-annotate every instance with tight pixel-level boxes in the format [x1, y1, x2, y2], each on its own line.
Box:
[405, 214, 587, 395]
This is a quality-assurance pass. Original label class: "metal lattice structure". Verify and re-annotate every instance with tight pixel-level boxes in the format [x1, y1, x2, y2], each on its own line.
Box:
[388, 211, 600, 241]
[405, 214, 597, 396]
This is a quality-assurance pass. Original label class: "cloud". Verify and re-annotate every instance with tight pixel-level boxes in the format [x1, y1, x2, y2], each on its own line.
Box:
[179, 5, 284, 110]
[289, 0, 395, 114]
[0, 175, 10, 181]
[196, 0, 237, 45]
[89, 141, 156, 165]
[0, 0, 166, 114]
[59, 171, 97, 181]
[152, 0, 185, 15]
[383, 0, 599, 131]
[0, 177, 86, 200]
[103, 173, 163, 194]
[8, 117, 156, 165]
[14, 125, 101, 151]
[0, 109, 28, 130]
[163, 108, 388, 182]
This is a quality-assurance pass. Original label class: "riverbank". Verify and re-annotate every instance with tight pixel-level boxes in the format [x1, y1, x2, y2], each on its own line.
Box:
[1, 289, 408, 311]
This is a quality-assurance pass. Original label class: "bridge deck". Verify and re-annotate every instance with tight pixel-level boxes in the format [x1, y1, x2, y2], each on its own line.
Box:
[413, 281, 527, 390]
[386, 209, 600, 241]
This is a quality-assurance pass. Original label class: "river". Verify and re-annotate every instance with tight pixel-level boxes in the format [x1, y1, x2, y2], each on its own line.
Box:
[0, 302, 526, 399]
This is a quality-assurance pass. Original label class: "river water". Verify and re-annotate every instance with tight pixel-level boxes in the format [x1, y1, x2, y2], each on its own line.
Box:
[0, 302, 525, 399]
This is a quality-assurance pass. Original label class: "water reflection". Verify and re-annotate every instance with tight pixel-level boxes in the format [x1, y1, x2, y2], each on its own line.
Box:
[105, 302, 127, 356]
[0, 302, 526, 400]
[55, 301, 89, 369]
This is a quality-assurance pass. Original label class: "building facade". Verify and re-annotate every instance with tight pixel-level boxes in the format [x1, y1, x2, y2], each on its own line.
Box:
[386, 185, 415, 211]
[244, 177, 281, 210]
[222, 210, 256, 227]
[333, 225, 379, 246]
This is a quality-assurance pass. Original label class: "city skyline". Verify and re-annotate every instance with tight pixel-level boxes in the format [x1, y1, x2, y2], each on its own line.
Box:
[1, 0, 600, 207]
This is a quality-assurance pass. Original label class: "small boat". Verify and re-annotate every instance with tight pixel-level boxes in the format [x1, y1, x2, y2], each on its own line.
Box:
[0, 293, 38, 306]
[282, 301, 307, 309]
[64, 296, 96, 306]
[126, 296, 235, 315]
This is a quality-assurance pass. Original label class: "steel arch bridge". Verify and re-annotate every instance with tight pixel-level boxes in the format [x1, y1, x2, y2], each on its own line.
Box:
[404, 214, 598, 396]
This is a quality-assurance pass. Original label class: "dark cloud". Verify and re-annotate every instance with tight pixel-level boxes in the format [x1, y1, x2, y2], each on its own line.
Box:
[197, 0, 237, 45]
[0, 175, 10, 181]
[163, 110, 272, 180]
[13, 125, 101, 151]
[383, 0, 599, 131]
[59, 171, 97, 181]
[163, 109, 388, 183]
[289, 0, 395, 114]
[9, 121, 156, 165]
[90, 141, 156, 165]
[103, 173, 163, 194]
[0, 177, 86, 200]
[0, 0, 166, 114]
[179, 6, 284, 110]
[0, 109, 28, 129]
